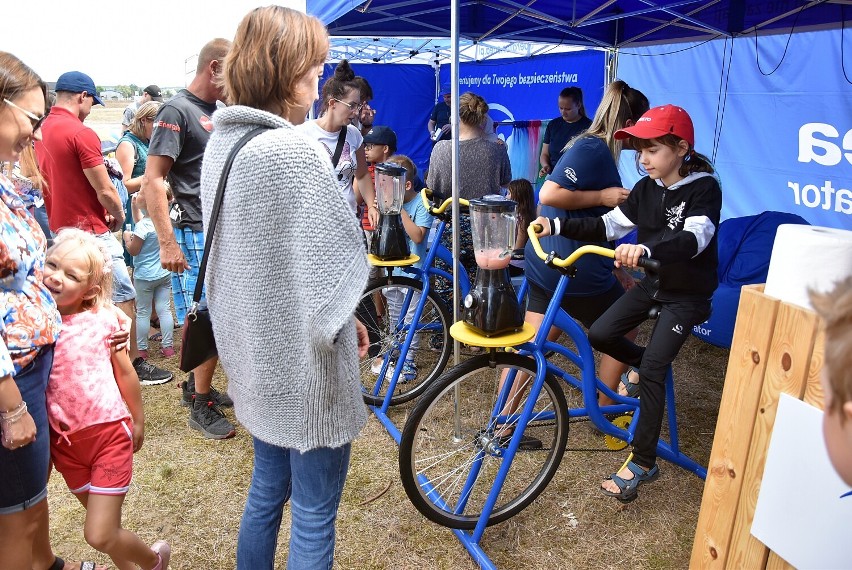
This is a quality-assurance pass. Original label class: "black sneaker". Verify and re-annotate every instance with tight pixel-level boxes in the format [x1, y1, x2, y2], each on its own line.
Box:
[180, 373, 234, 408]
[133, 357, 173, 386]
[188, 400, 236, 439]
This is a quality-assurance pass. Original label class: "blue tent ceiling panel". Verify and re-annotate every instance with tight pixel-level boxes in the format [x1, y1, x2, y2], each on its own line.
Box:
[314, 0, 844, 48]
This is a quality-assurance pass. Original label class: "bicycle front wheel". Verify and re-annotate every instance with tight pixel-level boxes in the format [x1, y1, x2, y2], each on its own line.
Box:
[399, 353, 569, 529]
[356, 276, 452, 406]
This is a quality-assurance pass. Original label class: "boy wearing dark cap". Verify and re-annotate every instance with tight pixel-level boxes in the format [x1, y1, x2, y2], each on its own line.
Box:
[360, 125, 399, 244]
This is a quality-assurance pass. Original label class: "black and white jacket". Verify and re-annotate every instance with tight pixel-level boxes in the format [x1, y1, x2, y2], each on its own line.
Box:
[549, 172, 722, 300]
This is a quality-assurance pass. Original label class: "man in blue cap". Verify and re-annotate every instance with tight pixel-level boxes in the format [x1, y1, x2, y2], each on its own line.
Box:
[427, 84, 452, 143]
[36, 71, 173, 386]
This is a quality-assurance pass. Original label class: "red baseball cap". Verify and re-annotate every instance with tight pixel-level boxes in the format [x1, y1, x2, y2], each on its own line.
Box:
[614, 104, 694, 146]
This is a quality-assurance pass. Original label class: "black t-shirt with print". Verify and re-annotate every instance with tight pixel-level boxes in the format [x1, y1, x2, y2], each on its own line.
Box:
[148, 89, 218, 230]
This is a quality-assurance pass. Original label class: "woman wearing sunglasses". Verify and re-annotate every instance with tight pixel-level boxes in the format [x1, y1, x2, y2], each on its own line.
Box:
[0, 52, 108, 570]
[297, 59, 376, 227]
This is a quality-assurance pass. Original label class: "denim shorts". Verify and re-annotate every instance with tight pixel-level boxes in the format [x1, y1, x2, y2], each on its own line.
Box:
[172, 226, 206, 326]
[93, 231, 136, 303]
[0, 345, 53, 513]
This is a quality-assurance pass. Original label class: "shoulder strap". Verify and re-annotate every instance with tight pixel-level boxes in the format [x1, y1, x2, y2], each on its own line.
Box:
[331, 126, 347, 168]
[192, 126, 270, 304]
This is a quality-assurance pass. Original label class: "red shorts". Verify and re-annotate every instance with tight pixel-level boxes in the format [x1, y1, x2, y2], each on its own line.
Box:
[50, 419, 134, 495]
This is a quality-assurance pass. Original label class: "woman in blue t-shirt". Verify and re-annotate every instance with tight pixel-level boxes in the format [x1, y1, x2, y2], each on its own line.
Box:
[523, 80, 650, 406]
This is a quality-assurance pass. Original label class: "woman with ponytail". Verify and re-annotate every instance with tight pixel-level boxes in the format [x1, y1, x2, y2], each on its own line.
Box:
[297, 59, 377, 226]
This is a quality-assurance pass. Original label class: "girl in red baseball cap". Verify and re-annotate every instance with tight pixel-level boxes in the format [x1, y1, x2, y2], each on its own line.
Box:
[533, 104, 722, 502]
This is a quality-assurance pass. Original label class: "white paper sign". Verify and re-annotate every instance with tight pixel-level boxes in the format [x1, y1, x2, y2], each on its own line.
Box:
[751, 393, 852, 568]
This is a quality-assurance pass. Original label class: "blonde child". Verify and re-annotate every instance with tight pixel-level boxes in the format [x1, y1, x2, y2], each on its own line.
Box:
[534, 104, 722, 501]
[372, 154, 434, 382]
[810, 276, 852, 487]
[123, 186, 175, 363]
[43, 228, 170, 570]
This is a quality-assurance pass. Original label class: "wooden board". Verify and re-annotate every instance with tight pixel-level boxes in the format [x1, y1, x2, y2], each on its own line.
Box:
[690, 285, 779, 568]
[691, 285, 827, 569]
[725, 301, 819, 569]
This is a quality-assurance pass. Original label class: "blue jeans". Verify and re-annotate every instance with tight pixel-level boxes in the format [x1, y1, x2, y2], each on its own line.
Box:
[236, 438, 351, 570]
[134, 275, 174, 350]
[0, 345, 53, 513]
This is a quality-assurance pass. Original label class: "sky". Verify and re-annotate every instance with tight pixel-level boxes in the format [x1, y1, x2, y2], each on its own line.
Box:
[3, 0, 306, 89]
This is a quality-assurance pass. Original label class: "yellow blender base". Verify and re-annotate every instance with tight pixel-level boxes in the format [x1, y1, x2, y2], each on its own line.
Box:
[367, 254, 420, 267]
[450, 321, 536, 348]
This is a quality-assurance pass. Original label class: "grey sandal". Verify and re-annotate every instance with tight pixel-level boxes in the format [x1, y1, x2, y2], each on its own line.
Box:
[619, 368, 640, 398]
[600, 460, 660, 503]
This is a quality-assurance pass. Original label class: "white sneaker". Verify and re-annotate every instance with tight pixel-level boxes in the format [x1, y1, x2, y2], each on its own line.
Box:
[371, 358, 392, 375]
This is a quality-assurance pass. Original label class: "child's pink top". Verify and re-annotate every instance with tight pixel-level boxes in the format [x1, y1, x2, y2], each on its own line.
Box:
[46, 307, 130, 442]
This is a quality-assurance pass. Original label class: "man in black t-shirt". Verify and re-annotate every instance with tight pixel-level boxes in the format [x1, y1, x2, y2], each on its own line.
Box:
[141, 38, 237, 440]
[427, 85, 452, 143]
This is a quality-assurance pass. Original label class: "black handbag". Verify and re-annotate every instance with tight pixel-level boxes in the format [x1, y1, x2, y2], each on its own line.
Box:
[179, 126, 270, 372]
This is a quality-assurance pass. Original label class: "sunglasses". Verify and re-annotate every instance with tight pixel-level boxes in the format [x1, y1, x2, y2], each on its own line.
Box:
[4, 98, 47, 132]
[332, 98, 363, 112]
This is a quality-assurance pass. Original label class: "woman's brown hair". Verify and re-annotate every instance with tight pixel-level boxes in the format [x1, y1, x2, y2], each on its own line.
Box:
[223, 6, 328, 117]
[0, 51, 46, 105]
[568, 80, 649, 162]
[320, 59, 359, 114]
[459, 92, 489, 129]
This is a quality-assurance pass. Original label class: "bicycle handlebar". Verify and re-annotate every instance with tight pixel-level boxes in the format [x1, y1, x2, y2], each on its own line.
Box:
[420, 188, 469, 215]
[527, 223, 661, 272]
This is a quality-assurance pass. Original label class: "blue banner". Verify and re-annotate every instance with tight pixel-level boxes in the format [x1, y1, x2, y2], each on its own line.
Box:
[440, 51, 606, 139]
[617, 28, 852, 230]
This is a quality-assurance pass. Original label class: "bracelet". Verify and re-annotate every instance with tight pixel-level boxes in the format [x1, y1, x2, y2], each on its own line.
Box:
[0, 401, 28, 424]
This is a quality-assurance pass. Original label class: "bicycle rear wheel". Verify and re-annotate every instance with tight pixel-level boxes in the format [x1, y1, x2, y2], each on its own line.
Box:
[356, 276, 452, 406]
[399, 352, 568, 529]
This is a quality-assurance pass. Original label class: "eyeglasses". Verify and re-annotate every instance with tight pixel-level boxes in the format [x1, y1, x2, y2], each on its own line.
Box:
[4, 98, 47, 132]
[364, 144, 375, 151]
[332, 98, 363, 112]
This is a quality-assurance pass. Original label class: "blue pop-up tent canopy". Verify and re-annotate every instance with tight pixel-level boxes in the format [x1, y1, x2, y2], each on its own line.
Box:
[310, 0, 852, 358]
[313, 0, 844, 48]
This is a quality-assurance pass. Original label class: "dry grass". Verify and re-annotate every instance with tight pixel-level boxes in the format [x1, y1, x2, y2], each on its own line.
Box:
[47, 321, 729, 569]
[51, 104, 732, 568]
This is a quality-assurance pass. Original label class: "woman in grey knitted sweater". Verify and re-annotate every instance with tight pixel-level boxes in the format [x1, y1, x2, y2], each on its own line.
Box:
[199, 8, 370, 569]
[427, 91, 512, 305]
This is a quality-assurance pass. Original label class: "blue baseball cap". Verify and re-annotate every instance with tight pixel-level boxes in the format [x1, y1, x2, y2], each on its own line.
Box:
[55, 71, 105, 106]
[364, 126, 397, 153]
[440, 83, 452, 95]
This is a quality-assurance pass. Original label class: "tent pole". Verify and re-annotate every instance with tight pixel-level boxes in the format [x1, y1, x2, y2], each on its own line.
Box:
[606, 48, 619, 84]
[451, 0, 461, 369]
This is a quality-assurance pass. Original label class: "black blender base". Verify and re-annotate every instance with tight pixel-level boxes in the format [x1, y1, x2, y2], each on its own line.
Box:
[372, 214, 410, 260]
[463, 268, 524, 336]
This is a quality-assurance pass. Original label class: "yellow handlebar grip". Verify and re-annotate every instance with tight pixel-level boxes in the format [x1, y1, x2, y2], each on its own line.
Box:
[420, 188, 470, 214]
[527, 222, 615, 268]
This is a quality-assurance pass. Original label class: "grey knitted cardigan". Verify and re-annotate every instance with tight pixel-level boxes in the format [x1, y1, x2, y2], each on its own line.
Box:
[200, 106, 370, 451]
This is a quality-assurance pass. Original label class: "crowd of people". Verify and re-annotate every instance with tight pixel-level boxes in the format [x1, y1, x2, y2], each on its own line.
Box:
[1, 4, 849, 569]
